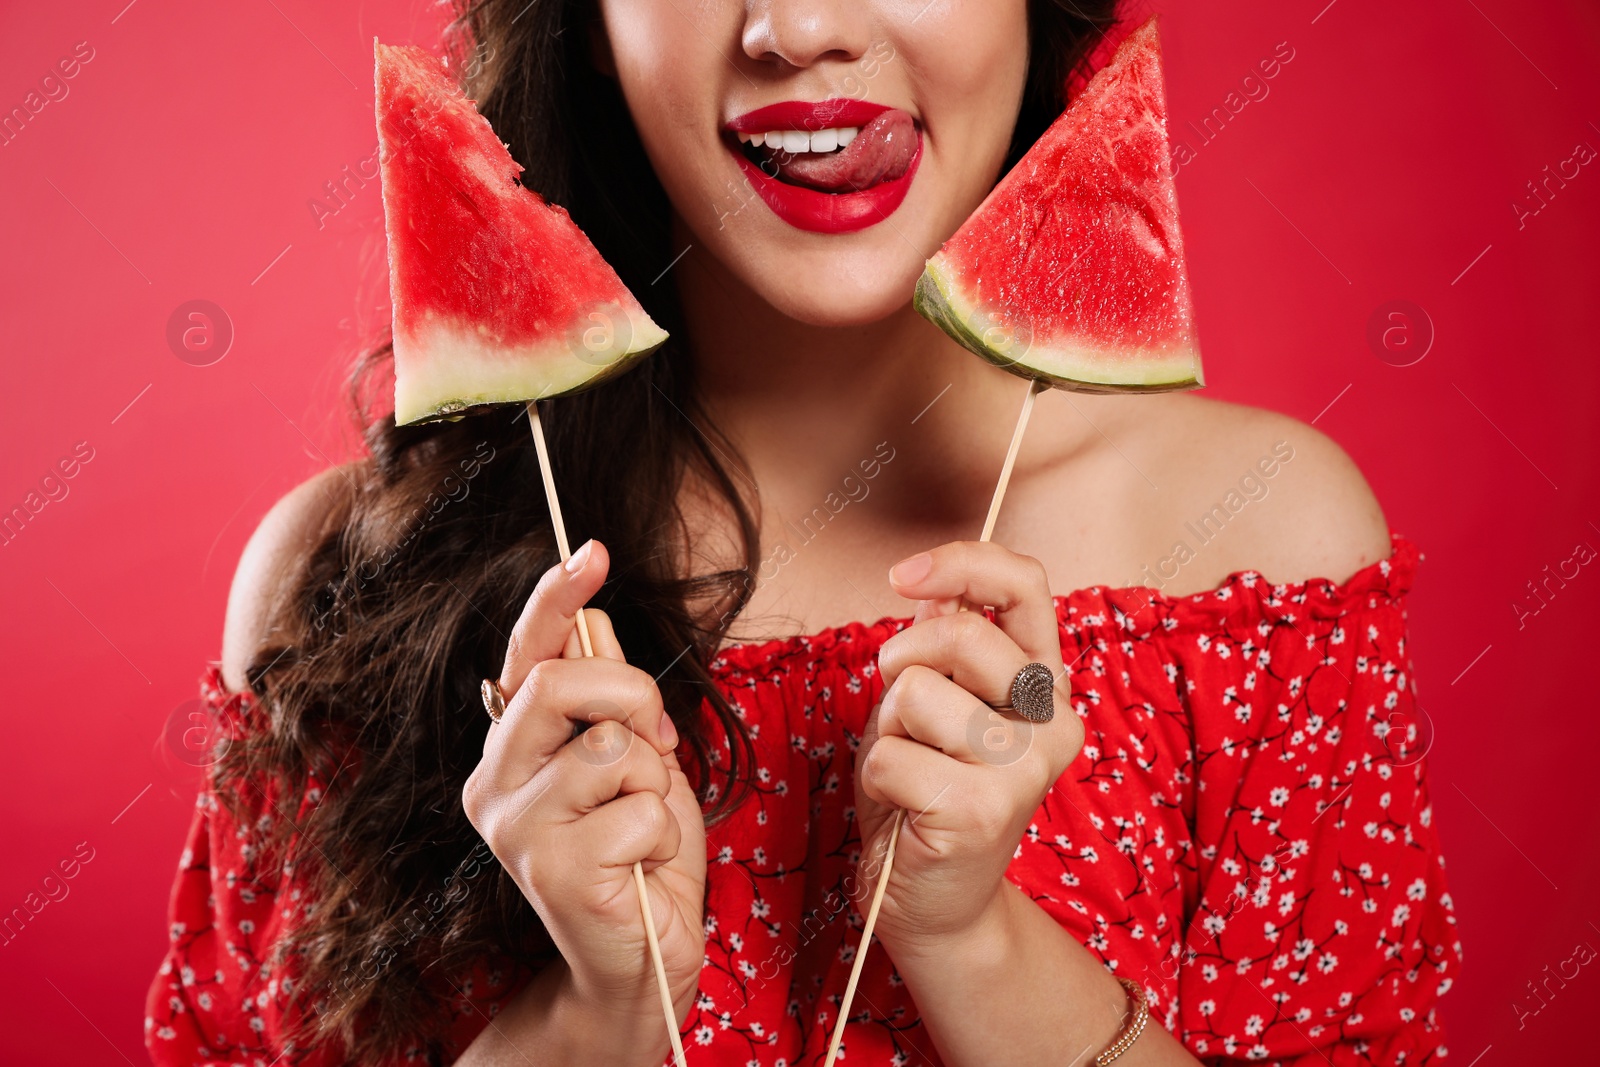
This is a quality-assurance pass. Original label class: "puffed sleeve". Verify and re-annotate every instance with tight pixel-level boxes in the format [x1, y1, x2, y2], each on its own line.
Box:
[1176, 547, 1460, 1064]
[145, 667, 532, 1066]
[143, 666, 321, 1067]
[144, 783, 229, 1064]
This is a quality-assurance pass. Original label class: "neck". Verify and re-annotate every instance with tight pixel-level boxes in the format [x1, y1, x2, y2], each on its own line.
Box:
[671, 221, 1101, 523]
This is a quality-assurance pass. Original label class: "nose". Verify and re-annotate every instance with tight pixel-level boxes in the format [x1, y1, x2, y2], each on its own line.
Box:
[741, 0, 871, 70]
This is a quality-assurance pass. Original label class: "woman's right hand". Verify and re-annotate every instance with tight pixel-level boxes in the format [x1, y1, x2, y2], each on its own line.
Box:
[462, 539, 707, 1033]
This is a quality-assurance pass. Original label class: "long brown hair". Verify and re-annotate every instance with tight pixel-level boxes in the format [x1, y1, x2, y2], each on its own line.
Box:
[217, 0, 1118, 1061]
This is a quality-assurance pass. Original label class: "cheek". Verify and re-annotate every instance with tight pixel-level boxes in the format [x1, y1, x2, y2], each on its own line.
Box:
[906, 1, 1030, 104]
[909, 9, 1032, 257]
[602, 7, 696, 110]
[904, 3, 1031, 214]
[601, 3, 727, 228]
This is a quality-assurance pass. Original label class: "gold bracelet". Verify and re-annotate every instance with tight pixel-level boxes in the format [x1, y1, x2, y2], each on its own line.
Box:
[1094, 977, 1149, 1065]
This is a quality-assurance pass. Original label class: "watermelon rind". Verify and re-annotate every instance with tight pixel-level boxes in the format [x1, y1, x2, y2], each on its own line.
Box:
[393, 306, 667, 426]
[914, 264, 1201, 393]
[376, 42, 669, 426]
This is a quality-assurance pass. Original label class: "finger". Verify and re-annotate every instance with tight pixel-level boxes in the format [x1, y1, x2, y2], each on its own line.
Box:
[500, 539, 609, 695]
[518, 720, 672, 822]
[482, 658, 675, 791]
[888, 541, 1062, 666]
[857, 731, 973, 818]
[878, 610, 1032, 704]
[562, 608, 626, 662]
[876, 664, 1037, 766]
[910, 596, 964, 625]
[579, 789, 683, 873]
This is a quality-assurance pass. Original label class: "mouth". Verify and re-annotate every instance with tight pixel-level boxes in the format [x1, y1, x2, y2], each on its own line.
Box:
[724, 99, 923, 235]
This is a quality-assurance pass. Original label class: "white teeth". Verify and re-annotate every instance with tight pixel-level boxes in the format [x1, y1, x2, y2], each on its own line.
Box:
[740, 126, 861, 154]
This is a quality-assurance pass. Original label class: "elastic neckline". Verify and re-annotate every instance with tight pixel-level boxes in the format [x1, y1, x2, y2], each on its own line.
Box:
[200, 536, 1420, 695]
[711, 533, 1419, 675]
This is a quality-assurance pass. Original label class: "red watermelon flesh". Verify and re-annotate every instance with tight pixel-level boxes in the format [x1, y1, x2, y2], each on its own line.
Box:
[376, 43, 667, 425]
[915, 18, 1201, 392]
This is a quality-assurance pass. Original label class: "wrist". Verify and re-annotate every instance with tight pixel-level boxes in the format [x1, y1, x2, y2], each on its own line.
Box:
[881, 879, 1019, 973]
[880, 885, 1145, 1067]
[541, 960, 680, 1067]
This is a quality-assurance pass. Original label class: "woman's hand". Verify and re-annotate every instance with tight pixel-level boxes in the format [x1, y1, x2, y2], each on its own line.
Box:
[852, 540, 1083, 955]
[461, 540, 707, 1033]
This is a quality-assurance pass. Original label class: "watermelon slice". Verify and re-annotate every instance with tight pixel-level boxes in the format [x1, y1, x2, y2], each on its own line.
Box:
[375, 42, 668, 425]
[915, 17, 1201, 392]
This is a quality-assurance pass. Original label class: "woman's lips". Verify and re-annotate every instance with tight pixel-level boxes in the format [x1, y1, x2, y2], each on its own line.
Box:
[767, 111, 917, 193]
[727, 97, 893, 133]
[724, 98, 923, 235]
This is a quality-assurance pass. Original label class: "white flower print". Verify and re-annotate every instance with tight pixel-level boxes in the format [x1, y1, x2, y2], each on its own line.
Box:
[149, 560, 1458, 1066]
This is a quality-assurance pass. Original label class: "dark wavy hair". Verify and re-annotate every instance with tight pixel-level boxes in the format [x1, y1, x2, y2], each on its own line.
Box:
[215, 0, 1119, 1061]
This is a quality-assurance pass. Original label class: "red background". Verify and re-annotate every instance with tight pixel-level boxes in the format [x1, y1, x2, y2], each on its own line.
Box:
[2, 0, 1596, 1062]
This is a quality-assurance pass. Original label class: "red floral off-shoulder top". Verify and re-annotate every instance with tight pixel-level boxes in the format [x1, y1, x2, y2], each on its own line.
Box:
[146, 534, 1459, 1066]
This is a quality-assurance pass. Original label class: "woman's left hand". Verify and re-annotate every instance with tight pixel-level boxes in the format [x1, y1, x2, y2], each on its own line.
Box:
[852, 540, 1084, 955]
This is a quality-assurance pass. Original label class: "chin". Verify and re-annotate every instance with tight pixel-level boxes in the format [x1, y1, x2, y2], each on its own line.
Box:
[737, 240, 928, 326]
[690, 173, 952, 328]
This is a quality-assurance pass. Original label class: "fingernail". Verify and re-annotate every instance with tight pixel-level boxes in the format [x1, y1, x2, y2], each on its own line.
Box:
[659, 713, 679, 750]
[889, 552, 932, 586]
[564, 540, 592, 574]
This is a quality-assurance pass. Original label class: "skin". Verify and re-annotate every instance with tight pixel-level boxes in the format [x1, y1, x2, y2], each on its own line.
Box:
[223, 1, 1393, 1064]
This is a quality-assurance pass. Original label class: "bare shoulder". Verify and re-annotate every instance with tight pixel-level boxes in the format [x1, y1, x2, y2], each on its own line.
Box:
[1149, 394, 1392, 589]
[220, 465, 356, 693]
[1042, 392, 1394, 596]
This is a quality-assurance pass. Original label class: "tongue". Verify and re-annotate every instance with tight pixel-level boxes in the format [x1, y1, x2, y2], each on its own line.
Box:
[766, 110, 917, 193]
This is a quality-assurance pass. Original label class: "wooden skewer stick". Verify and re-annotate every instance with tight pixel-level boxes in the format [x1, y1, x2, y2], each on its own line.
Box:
[528, 401, 596, 659]
[978, 379, 1045, 544]
[823, 378, 1045, 1067]
[527, 400, 687, 1067]
[822, 806, 906, 1067]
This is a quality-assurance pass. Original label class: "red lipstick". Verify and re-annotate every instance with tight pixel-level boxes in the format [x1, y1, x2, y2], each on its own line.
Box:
[727, 98, 894, 133]
[724, 99, 922, 235]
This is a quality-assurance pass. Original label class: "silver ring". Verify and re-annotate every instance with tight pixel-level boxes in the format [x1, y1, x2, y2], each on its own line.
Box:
[481, 678, 506, 724]
[1005, 662, 1056, 724]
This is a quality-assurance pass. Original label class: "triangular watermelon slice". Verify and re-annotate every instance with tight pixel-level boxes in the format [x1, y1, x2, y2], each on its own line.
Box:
[915, 17, 1201, 392]
[375, 42, 668, 425]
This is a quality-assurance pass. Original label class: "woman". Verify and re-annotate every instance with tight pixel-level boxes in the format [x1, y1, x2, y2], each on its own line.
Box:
[145, 0, 1459, 1064]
